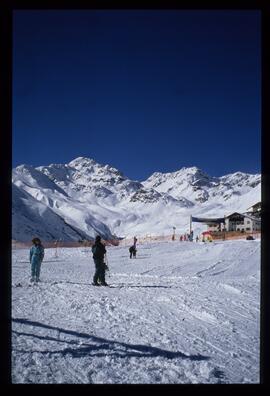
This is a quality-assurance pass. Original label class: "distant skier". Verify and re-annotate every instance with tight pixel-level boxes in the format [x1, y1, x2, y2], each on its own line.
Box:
[129, 236, 137, 258]
[129, 245, 137, 259]
[196, 235, 199, 242]
[91, 235, 108, 286]
[29, 237, 45, 282]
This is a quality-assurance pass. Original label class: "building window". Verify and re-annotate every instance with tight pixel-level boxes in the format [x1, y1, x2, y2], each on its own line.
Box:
[247, 220, 250, 224]
[246, 227, 251, 231]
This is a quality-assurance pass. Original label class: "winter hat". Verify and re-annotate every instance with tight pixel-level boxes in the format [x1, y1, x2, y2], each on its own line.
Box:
[32, 237, 41, 245]
[95, 235, 101, 242]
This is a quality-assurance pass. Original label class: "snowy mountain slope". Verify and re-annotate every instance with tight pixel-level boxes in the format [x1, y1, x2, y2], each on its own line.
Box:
[12, 164, 69, 198]
[12, 184, 90, 242]
[12, 163, 115, 241]
[12, 157, 261, 241]
[12, 239, 260, 384]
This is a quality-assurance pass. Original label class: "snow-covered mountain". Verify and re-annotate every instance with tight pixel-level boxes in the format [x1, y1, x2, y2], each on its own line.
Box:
[142, 167, 261, 204]
[12, 157, 261, 241]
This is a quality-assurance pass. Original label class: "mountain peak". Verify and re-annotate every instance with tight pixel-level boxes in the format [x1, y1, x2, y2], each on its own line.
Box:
[68, 157, 96, 167]
[180, 166, 200, 172]
[178, 166, 209, 177]
[15, 164, 35, 172]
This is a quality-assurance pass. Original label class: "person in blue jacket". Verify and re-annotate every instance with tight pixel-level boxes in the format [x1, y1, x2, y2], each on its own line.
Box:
[30, 237, 45, 282]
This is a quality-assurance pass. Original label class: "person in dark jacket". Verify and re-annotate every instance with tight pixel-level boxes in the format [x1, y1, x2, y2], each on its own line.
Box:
[91, 235, 108, 286]
[30, 237, 45, 282]
[129, 245, 136, 259]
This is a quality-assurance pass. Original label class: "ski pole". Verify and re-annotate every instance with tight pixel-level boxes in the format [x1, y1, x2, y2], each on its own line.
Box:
[105, 254, 110, 277]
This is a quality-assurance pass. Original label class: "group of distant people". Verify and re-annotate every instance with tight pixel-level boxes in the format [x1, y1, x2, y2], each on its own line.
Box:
[29, 235, 139, 287]
[179, 230, 194, 242]
[178, 232, 210, 243]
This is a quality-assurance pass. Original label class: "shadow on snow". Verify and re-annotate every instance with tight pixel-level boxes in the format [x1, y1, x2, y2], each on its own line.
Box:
[12, 317, 210, 362]
[41, 280, 172, 289]
[116, 284, 172, 289]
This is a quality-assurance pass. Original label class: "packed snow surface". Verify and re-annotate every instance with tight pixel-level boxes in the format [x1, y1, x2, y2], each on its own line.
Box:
[12, 239, 260, 384]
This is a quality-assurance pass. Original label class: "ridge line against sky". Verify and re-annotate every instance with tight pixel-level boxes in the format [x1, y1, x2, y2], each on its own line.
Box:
[13, 9, 261, 180]
[13, 155, 261, 182]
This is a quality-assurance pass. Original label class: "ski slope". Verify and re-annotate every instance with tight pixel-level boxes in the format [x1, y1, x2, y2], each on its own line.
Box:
[12, 239, 260, 384]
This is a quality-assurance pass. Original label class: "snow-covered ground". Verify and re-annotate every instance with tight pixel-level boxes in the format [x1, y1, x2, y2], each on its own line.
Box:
[12, 238, 260, 384]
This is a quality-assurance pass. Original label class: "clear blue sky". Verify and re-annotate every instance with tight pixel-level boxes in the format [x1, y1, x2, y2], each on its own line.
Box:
[13, 10, 261, 181]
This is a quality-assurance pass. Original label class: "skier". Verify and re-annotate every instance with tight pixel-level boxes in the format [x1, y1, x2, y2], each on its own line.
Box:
[29, 237, 45, 282]
[91, 235, 108, 286]
[129, 245, 137, 259]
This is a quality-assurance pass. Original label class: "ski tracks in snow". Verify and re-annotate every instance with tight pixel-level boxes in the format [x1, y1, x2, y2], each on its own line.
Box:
[12, 241, 260, 384]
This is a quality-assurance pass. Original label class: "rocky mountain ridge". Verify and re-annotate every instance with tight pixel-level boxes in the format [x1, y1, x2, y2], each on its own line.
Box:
[12, 157, 261, 241]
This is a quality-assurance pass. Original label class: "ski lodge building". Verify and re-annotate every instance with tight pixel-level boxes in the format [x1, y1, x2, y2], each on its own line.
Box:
[224, 201, 261, 232]
[245, 201, 261, 218]
[191, 202, 261, 234]
[222, 212, 260, 232]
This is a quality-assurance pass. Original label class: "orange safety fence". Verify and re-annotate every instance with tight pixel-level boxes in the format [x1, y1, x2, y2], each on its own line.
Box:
[12, 231, 261, 250]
